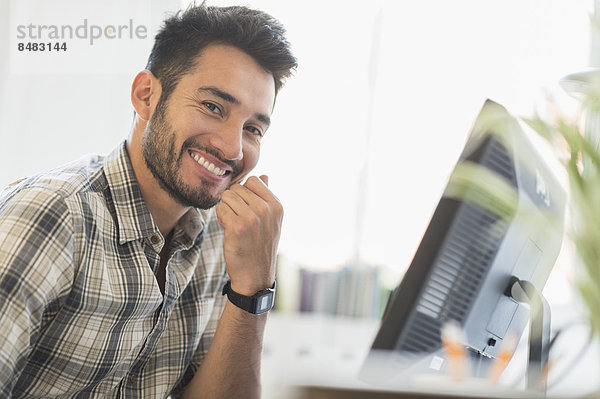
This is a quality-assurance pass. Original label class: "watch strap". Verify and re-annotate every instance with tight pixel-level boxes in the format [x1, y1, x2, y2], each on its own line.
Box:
[222, 280, 276, 314]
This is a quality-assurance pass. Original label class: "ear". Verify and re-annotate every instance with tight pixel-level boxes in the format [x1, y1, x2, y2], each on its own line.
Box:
[131, 70, 161, 121]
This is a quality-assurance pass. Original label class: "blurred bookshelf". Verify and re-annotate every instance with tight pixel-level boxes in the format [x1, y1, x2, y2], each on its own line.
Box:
[274, 255, 396, 319]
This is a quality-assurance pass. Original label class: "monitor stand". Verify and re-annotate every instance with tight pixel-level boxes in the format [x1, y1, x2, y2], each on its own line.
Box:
[505, 276, 551, 393]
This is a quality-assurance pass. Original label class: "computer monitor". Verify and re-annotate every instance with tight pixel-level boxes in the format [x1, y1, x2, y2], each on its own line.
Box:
[360, 99, 566, 390]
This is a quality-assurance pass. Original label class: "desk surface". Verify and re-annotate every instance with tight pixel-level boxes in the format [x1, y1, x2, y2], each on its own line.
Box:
[262, 308, 600, 399]
[286, 385, 545, 399]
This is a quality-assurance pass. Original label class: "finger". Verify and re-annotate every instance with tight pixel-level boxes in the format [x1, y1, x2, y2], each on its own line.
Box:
[240, 177, 283, 218]
[229, 183, 268, 211]
[259, 175, 269, 186]
[215, 202, 236, 227]
[220, 188, 250, 216]
[243, 176, 275, 203]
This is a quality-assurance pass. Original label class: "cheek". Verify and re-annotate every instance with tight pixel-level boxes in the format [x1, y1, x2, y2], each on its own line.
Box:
[178, 116, 206, 138]
[242, 142, 261, 170]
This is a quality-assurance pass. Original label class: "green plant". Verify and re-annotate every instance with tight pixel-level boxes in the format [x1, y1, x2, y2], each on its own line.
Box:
[525, 73, 600, 338]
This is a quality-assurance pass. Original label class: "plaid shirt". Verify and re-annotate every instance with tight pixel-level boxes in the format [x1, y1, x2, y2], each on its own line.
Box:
[0, 141, 228, 398]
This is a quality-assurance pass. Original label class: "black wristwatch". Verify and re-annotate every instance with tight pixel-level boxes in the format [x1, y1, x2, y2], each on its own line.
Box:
[222, 280, 276, 314]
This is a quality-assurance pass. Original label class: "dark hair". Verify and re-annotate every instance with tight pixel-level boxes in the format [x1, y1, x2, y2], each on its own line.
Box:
[146, 3, 297, 101]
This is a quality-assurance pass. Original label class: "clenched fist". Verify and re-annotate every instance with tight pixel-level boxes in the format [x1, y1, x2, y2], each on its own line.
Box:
[216, 175, 283, 296]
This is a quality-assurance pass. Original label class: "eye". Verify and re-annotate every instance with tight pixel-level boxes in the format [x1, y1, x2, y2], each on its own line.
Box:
[245, 125, 264, 137]
[202, 101, 222, 116]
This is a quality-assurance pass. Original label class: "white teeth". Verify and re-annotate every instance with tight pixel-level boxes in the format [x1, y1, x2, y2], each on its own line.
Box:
[190, 152, 226, 176]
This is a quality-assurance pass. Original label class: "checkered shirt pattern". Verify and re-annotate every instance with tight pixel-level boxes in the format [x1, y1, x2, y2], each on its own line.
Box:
[0, 141, 228, 398]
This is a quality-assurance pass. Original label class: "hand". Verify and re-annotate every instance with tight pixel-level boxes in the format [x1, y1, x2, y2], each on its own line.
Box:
[216, 175, 283, 296]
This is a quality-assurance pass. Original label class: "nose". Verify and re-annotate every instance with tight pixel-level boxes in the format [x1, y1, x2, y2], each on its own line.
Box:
[210, 121, 244, 161]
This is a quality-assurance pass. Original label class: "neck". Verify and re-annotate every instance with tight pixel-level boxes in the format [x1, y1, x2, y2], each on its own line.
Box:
[126, 124, 189, 238]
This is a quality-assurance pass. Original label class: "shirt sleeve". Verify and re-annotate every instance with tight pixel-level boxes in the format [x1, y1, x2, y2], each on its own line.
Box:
[0, 187, 75, 396]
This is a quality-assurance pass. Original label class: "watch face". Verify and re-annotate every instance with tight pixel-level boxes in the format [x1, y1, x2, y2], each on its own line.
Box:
[256, 292, 274, 314]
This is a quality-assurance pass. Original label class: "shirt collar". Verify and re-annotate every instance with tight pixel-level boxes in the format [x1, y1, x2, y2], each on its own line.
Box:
[172, 207, 211, 250]
[104, 141, 209, 246]
[104, 141, 158, 244]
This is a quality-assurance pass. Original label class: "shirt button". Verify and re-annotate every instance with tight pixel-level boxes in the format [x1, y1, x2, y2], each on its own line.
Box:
[150, 235, 160, 245]
[129, 374, 137, 383]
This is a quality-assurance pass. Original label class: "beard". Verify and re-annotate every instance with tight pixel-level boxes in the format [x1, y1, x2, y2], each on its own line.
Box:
[141, 97, 241, 209]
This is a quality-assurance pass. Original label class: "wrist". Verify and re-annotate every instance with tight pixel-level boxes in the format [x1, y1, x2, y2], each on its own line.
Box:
[230, 276, 275, 296]
[222, 279, 276, 314]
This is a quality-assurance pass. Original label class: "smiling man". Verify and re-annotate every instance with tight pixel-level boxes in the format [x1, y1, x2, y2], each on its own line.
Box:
[0, 4, 296, 398]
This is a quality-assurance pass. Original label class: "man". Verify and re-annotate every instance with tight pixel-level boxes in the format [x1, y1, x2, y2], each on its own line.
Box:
[0, 3, 297, 398]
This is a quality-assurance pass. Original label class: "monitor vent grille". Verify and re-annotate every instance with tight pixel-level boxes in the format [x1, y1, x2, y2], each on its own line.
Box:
[397, 134, 516, 355]
[401, 204, 510, 354]
[481, 136, 517, 185]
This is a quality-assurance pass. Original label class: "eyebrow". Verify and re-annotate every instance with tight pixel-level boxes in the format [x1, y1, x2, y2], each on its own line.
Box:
[198, 86, 239, 105]
[198, 86, 271, 128]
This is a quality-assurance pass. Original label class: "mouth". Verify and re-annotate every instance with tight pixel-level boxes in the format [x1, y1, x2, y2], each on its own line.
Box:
[188, 150, 231, 178]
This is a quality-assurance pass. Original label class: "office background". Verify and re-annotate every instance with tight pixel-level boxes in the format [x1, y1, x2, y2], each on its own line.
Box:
[1, 0, 599, 396]
[1, 0, 592, 278]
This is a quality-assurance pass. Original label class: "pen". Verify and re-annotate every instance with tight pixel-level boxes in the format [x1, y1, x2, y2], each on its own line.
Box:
[488, 333, 518, 384]
[441, 321, 469, 381]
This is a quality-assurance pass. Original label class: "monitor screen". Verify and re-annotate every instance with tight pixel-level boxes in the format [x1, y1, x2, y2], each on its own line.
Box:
[360, 99, 566, 387]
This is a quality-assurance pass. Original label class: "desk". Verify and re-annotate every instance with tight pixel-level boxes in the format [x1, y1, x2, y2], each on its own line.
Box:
[286, 385, 543, 399]
[261, 305, 600, 399]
